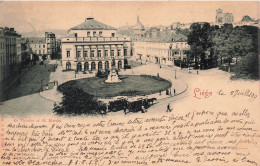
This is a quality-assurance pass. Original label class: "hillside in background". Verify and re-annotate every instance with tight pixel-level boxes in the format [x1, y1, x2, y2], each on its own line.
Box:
[20, 29, 68, 38]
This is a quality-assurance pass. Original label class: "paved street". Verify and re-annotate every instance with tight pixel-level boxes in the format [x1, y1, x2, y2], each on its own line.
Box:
[0, 60, 259, 119]
[2, 61, 55, 101]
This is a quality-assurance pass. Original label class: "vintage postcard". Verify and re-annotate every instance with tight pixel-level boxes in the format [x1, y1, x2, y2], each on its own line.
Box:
[0, 1, 259, 166]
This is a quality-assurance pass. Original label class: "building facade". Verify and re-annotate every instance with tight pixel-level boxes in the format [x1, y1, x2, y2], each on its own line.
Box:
[28, 38, 47, 56]
[0, 27, 21, 82]
[216, 8, 234, 25]
[134, 40, 190, 66]
[27, 32, 57, 60]
[0, 29, 6, 82]
[45, 32, 56, 55]
[61, 17, 131, 72]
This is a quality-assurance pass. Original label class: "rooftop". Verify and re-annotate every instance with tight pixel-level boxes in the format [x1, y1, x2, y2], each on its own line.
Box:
[70, 17, 116, 31]
[146, 30, 187, 43]
[25, 37, 46, 44]
[133, 16, 145, 30]
[0, 27, 21, 37]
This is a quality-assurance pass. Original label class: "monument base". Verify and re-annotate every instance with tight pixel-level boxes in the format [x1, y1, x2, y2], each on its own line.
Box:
[105, 68, 121, 83]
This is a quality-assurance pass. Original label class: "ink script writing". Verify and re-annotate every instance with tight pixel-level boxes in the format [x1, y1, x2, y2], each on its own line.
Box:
[0, 108, 259, 166]
[193, 88, 212, 99]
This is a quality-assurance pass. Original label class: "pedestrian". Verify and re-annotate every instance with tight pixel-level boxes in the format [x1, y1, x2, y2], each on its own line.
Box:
[197, 70, 199, 75]
[160, 65, 161, 68]
[141, 105, 145, 113]
[174, 88, 176, 95]
[124, 105, 127, 115]
[166, 103, 171, 112]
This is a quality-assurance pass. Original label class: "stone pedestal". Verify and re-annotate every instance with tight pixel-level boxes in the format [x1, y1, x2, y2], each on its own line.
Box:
[105, 68, 121, 83]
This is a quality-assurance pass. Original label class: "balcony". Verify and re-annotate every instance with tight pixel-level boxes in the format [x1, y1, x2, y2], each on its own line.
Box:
[75, 56, 126, 62]
[62, 37, 131, 43]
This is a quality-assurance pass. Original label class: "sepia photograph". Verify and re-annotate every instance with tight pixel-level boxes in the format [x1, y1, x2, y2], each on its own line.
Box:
[0, 1, 259, 166]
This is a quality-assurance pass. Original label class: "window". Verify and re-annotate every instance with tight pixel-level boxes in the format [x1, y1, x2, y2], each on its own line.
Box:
[93, 31, 96, 37]
[111, 50, 114, 57]
[124, 49, 127, 56]
[105, 50, 108, 57]
[39, 50, 41, 54]
[117, 50, 121, 56]
[67, 51, 70, 58]
[75, 33, 78, 37]
[43, 50, 45, 54]
[39, 45, 41, 48]
[98, 50, 101, 57]
[91, 50, 95, 57]
[87, 31, 90, 37]
[99, 31, 102, 36]
[35, 50, 37, 54]
[111, 33, 115, 37]
[84, 51, 88, 58]
[43, 45, 45, 48]
[77, 51, 81, 58]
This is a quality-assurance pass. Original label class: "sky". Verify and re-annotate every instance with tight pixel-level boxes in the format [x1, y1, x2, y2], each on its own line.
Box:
[0, 1, 259, 33]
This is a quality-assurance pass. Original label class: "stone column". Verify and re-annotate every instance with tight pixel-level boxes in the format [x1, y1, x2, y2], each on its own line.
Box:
[102, 61, 105, 70]
[103, 45, 105, 57]
[109, 45, 111, 57]
[109, 60, 112, 69]
[115, 45, 118, 57]
[121, 45, 123, 57]
[75, 46, 78, 59]
[115, 60, 118, 69]
[81, 46, 84, 58]
[96, 45, 98, 58]
[88, 45, 91, 57]
[122, 59, 125, 69]
[96, 62, 98, 71]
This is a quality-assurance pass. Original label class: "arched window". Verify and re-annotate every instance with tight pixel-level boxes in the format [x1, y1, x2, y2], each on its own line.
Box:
[98, 61, 102, 71]
[66, 62, 71, 70]
[84, 62, 89, 71]
[77, 62, 82, 72]
[105, 61, 109, 70]
[118, 60, 122, 69]
[91, 62, 96, 71]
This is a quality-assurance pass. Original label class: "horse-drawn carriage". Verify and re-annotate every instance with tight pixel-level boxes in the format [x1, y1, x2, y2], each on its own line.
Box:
[104, 96, 157, 114]
[107, 97, 127, 112]
[127, 97, 157, 113]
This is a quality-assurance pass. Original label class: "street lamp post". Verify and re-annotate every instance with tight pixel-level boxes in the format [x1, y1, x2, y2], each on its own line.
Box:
[175, 69, 177, 79]
[41, 79, 44, 91]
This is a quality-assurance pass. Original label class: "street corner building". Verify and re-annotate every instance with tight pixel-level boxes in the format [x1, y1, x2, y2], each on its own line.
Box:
[61, 17, 132, 72]
[26, 32, 57, 60]
[0, 27, 22, 83]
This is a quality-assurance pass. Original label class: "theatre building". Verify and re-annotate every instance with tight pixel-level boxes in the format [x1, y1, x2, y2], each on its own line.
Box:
[61, 17, 131, 72]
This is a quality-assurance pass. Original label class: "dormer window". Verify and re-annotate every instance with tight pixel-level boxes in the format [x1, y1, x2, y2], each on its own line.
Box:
[93, 31, 96, 36]
[87, 31, 90, 37]
[99, 31, 102, 36]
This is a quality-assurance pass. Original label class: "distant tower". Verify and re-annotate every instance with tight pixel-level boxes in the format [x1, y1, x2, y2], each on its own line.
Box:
[216, 8, 223, 24]
[215, 8, 233, 25]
